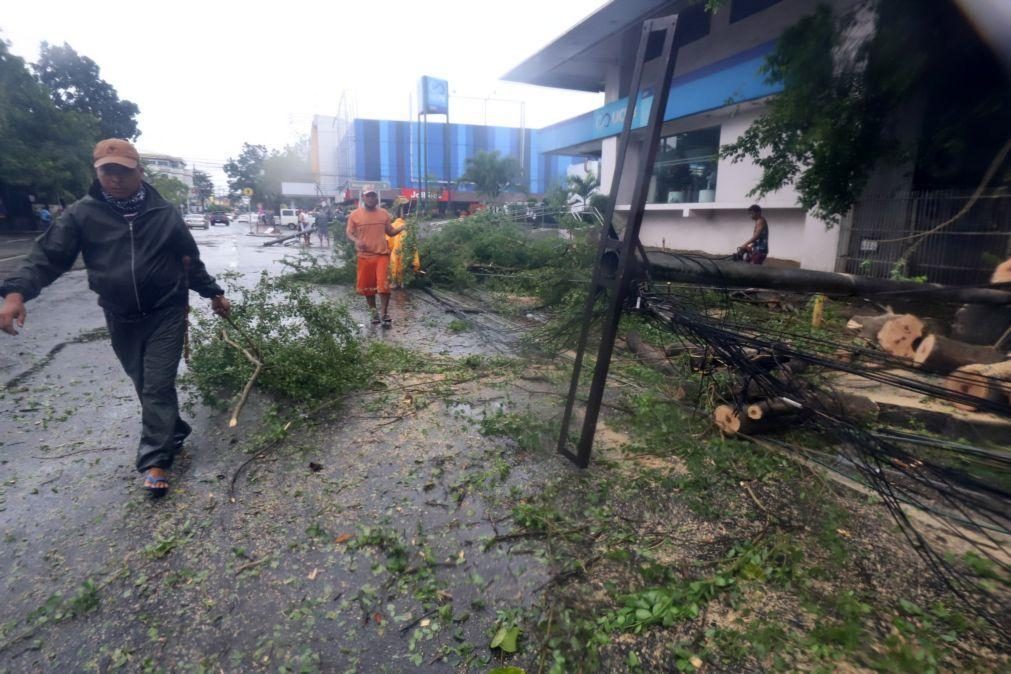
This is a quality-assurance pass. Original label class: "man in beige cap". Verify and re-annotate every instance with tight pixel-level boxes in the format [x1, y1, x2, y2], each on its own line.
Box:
[345, 188, 404, 326]
[0, 138, 231, 497]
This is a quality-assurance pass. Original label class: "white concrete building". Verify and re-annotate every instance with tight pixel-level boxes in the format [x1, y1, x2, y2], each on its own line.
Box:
[505, 0, 859, 271]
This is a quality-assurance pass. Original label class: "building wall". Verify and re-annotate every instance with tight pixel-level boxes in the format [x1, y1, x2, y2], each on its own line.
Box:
[614, 99, 840, 269]
[331, 118, 584, 195]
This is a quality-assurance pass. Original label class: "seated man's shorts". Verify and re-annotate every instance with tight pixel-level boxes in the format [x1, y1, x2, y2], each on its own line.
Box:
[356, 254, 391, 296]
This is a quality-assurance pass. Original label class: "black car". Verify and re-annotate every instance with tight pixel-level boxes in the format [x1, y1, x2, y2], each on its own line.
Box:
[209, 212, 229, 226]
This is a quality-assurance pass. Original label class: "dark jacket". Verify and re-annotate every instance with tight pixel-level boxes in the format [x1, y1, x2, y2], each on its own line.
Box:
[0, 181, 223, 318]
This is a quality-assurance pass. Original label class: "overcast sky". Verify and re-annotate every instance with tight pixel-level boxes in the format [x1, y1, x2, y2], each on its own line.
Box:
[3, 0, 607, 191]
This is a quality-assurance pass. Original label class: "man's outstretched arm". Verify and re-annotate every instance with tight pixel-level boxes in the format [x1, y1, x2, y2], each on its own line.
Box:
[0, 212, 82, 334]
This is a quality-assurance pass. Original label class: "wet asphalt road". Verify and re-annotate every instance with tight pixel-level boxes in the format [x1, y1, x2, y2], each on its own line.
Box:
[0, 223, 550, 671]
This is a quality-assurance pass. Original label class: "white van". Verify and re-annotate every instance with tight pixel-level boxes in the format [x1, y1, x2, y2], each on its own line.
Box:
[278, 208, 299, 229]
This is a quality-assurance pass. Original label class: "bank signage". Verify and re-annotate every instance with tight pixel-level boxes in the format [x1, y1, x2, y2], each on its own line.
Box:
[592, 89, 653, 140]
[419, 76, 449, 116]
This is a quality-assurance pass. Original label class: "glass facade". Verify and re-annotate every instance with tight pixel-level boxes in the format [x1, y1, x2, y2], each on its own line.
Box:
[649, 126, 720, 204]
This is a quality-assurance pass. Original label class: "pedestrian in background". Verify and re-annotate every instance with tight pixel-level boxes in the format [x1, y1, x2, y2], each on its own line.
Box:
[346, 189, 404, 327]
[738, 204, 770, 265]
[38, 205, 52, 229]
[316, 208, 330, 248]
[0, 138, 231, 497]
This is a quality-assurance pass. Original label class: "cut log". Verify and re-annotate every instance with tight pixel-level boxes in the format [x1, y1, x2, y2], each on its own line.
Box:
[846, 312, 896, 341]
[626, 331, 677, 376]
[714, 404, 792, 436]
[945, 361, 1011, 411]
[913, 334, 1007, 374]
[951, 304, 1011, 346]
[877, 314, 928, 359]
[992, 257, 1011, 285]
[746, 398, 800, 420]
[746, 391, 879, 423]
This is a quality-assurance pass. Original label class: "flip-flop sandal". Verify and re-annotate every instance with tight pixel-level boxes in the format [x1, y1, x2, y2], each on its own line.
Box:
[381, 316, 392, 328]
[143, 473, 169, 497]
[370, 314, 381, 325]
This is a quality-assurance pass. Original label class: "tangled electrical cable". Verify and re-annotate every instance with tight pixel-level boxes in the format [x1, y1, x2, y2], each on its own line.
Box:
[632, 277, 1010, 636]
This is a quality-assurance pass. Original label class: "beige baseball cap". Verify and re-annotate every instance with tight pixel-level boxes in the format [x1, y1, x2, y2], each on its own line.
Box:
[93, 138, 140, 169]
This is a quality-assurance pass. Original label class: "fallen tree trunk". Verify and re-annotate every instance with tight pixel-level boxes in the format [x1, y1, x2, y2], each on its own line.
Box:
[714, 404, 793, 436]
[951, 304, 1011, 346]
[877, 314, 928, 359]
[746, 398, 800, 420]
[945, 360, 1011, 411]
[645, 251, 1011, 305]
[913, 334, 1007, 374]
[846, 312, 896, 341]
[746, 390, 879, 423]
[625, 331, 678, 376]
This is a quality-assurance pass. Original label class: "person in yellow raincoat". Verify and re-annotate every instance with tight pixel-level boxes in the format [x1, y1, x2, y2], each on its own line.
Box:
[386, 218, 420, 288]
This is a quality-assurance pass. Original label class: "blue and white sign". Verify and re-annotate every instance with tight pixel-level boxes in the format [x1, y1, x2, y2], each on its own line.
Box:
[591, 89, 653, 140]
[419, 76, 449, 115]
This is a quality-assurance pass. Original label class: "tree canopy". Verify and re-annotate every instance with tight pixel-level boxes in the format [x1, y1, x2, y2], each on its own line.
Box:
[224, 140, 310, 210]
[0, 40, 97, 201]
[34, 42, 140, 141]
[192, 170, 214, 209]
[720, 0, 1011, 223]
[146, 172, 189, 211]
[224, 143, 267, 202]
[458, 150, 521, 202]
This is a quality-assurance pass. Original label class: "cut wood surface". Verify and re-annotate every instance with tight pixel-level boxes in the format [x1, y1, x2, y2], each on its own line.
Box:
[945, 360, 1011, 411]
[846, 312, 896, 340]
[714, 404, 792, 436]
[746, 398, 799, 420]
[913, 334, 1006, 374]
[992, 257, 1011, 284]
[877, 314, 927, 359]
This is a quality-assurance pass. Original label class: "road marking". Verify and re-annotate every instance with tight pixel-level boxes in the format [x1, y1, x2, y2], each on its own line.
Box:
[0, 254, 27, 262]
[2, 238, 33, 244]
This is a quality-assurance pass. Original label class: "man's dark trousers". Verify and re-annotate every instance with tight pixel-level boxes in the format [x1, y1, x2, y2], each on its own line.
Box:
[105, 304, 191, 472]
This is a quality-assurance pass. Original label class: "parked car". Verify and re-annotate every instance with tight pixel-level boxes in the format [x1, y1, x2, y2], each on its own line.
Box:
[183, 213, 209, 229]
[209, 211, 229, 226]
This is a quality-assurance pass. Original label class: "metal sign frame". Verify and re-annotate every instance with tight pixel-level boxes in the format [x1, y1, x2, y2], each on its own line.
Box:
[558, 14, 683, 468]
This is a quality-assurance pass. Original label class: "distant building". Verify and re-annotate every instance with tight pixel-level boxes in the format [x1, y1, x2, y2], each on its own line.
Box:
[140, 153, 198, 212]
[311, 115, 587, 212]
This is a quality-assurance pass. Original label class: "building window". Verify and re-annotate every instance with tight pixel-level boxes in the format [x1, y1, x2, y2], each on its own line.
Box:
[649, 126, 720, 204]
[678, 2, 710, 45]
[730, 0, 783, 23]
[645, 4, 709, 60]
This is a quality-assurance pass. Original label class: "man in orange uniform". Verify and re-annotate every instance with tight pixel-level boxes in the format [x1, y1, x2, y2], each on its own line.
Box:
[346, 189, 404, 326]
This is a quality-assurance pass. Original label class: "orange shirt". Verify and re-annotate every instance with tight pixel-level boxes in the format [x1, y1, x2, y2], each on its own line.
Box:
[346, 207, 394, 256]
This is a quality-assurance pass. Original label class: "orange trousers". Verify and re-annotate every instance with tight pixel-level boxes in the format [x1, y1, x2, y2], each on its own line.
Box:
[356, 254, 390, 296]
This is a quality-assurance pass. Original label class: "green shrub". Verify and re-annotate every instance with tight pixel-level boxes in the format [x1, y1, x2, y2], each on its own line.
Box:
[184, 272, 368, 408]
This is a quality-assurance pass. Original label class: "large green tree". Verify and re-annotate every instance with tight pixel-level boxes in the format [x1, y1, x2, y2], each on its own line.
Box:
[224, 143, 267, 202]
[262, 139, 311, 205]
[147, 173, 189, 211]
[0, 39, 97, 201]
[458, 150, 521, 202]
[192, 170, 214, 209]
[720, 0, 1011, 223]
[34, 42, 140, 140]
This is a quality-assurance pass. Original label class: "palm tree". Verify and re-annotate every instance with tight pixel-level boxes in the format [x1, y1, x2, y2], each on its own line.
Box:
[458, 150, 520, 204]
[566, 171, 600, 210]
